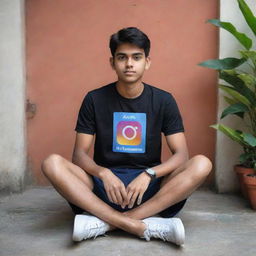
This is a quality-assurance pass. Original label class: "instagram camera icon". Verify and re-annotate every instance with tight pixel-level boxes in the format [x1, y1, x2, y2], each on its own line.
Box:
[116, 121, 142, 145]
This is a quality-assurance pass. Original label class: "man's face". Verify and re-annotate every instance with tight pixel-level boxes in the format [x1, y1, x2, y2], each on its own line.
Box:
[110, 43, 151, 84]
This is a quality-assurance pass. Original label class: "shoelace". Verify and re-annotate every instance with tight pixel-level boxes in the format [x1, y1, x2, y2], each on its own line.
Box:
[146, 223, 172, 242]
[84, 221, 106, 239]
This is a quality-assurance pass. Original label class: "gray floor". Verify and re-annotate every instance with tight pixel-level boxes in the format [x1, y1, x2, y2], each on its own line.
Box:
[0, 187, 255, 256]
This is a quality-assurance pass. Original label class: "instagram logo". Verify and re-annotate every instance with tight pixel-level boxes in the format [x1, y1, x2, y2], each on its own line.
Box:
[116, 121, 142, 145]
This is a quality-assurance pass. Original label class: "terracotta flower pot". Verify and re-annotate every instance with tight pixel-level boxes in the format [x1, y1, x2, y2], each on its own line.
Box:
[243, 173, 256, 210]
[234, 165, 254, 198]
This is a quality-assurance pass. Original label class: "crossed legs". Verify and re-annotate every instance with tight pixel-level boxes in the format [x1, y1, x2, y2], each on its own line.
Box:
[41, 154, 212, 237]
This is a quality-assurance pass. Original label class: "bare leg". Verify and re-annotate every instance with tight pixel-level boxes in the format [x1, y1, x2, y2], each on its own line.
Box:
[123, 155, 212, 220]
[41, 154, 146, 237]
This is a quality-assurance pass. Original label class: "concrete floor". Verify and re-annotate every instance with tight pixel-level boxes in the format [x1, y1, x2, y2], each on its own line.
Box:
[0, 187, 255, 256]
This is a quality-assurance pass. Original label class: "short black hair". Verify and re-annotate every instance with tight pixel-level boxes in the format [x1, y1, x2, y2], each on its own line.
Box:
[109, 27, 151, 57]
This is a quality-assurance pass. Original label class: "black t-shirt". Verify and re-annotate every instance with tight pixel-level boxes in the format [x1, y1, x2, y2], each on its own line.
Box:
[75, 82, 184, 169]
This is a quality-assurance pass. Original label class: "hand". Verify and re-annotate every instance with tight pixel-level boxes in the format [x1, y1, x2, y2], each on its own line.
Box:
[100, 168, 128, 208]
[126, 172, 151, 209]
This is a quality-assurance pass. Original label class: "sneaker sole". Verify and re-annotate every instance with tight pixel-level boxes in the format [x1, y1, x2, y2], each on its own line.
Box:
[72, 215, 86, 242]
[170, 218, 185, 246]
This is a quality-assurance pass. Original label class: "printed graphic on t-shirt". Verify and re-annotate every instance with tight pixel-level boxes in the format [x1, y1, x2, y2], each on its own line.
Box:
[113, 112, 146, 153]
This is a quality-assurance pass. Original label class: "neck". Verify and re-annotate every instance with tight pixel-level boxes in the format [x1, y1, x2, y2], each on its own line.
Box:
[116, 80, 144, 99]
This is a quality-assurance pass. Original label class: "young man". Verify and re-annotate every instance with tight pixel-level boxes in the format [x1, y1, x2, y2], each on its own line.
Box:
[42, 27, 212, 246]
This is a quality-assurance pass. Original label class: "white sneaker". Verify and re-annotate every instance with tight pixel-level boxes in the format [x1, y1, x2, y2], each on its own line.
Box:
[72, 214, 110, 242]
[142, 217, 185, 246]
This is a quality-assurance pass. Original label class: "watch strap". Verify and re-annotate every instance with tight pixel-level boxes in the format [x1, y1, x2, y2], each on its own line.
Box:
[144, 168, 156, 180]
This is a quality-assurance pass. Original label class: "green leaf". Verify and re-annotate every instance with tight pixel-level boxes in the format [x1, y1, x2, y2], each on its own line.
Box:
[239, 152, 252, 164]
[243, 132, 256, 147]
[219, 84, 251, 106]
[210, 123, 248, 146]
[240, 50, 256, 67]
[220, 103, 249, 119]
[219, 71, 256, 106]
[198, 58, 246, 70]
[207, 19, 252, 50]
[224, 96, 239, 105]
[237, 73, 256, 91]
[239, 151, 256, 167]
[223, 69, 238, 76]
[210, 124, 218, 130]
[238, 0, 256, 36]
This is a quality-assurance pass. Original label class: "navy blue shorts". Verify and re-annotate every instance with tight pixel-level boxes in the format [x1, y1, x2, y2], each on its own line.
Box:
[68, 168, 186, 218]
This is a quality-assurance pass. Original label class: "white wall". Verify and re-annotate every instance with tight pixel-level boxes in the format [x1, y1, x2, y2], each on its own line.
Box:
[0, 0, 27, 192]
[216, 0, 256, 192]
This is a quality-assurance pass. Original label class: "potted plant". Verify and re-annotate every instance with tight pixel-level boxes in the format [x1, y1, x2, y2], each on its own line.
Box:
[199, 0, 256, 209]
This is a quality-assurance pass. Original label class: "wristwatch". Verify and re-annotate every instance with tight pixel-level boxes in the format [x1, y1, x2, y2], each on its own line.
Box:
[144, 168, 156, 180]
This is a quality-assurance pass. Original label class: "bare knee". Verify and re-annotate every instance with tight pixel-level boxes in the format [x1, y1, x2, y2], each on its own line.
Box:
[191, 154, 212, 178]
[41, 154, 64, 178]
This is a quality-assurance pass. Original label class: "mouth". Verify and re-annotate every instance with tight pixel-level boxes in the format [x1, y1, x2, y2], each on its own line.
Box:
[124, 71, 136, 75]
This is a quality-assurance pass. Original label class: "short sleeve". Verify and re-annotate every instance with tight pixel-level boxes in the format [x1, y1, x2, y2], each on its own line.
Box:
[75, 93, 95, 134]
[161, 93, 185, 136]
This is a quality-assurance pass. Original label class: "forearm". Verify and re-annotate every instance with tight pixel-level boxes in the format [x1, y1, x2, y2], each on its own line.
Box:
[72, 150, 110, 179]
[152, 151, 189, 178]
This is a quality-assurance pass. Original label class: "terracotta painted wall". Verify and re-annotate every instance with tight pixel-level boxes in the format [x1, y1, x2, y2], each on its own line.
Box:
[26, 0, 219, 185]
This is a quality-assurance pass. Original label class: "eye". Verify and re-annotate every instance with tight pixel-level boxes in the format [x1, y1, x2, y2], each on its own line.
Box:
[117, 55, 125, 60]
[134, 55, 142, 60]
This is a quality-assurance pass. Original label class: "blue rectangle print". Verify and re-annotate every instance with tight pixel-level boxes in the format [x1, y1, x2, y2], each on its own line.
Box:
[113, 112, 146, 153]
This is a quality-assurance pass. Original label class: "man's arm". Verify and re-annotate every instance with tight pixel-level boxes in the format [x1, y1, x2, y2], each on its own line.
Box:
[125, 132, 189, 208]
[72, 133, 128, 208]
[152, 132, 189, 178]
[72, 133, 106, 177]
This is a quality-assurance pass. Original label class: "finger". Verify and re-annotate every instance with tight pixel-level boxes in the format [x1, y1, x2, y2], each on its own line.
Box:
[137, 190, 145, 205]
[115, 189, 124, 207]
[128, 192, 139, 209]
[106, 190, 114, 204]
[110, 190, 118, 204]
[127, 189, 134, 205]
[120, 186, 128, 207]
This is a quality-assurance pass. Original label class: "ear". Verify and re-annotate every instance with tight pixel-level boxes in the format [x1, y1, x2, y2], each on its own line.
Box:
[145, 56, 151, 70]
[109, 57, 115, 70]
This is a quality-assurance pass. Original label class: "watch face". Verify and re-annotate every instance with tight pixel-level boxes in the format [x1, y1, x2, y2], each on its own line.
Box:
[147, 169, 155, 176]
[146, 168, 155, 178]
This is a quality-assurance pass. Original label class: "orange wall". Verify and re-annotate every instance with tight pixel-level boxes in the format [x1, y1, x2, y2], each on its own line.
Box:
[26, 0, 218, 184]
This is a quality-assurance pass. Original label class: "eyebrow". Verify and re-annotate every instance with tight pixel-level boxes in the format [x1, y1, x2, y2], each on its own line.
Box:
[116, 52, 144, 56]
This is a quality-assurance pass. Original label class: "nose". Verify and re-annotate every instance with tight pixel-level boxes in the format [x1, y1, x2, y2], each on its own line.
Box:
[126, 57, 133, 67]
